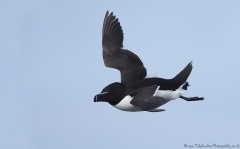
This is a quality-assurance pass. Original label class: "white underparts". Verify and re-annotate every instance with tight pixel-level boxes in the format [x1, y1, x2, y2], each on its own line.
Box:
[113, 95, 142, 112]
[155, 83, 185, 101]
[113, 82, 187, 112]
[155, 90, 181, 101]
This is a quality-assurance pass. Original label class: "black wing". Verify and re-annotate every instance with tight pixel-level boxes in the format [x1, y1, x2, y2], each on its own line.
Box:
[130, 85, 169, 111]
[102, 11, 147, 82]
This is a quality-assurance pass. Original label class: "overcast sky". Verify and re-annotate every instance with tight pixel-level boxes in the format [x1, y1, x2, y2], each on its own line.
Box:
[1, 0, 240, 149]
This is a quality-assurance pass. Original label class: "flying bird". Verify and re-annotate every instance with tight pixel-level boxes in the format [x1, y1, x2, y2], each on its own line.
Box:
[94, 11, 204, 112]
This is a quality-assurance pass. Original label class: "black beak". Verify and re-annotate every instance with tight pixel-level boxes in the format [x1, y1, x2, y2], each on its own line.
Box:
[94, 92, 108, 102]
[94, 95, 98, 102]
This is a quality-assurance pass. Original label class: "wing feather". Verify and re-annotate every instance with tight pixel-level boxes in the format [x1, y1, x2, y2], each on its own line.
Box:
[102, 11, 147, 82]
[130, 85, 169, 111]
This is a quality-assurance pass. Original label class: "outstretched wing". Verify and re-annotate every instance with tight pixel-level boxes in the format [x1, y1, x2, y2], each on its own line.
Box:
[130, 85, 169, 111]
[102, 11, 147, 82]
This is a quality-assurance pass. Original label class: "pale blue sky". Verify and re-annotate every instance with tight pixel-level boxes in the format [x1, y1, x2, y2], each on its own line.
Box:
[1, 0, 240, 149]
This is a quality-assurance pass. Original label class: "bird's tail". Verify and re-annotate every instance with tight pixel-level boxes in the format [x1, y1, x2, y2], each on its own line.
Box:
[172, 61, 193, 89]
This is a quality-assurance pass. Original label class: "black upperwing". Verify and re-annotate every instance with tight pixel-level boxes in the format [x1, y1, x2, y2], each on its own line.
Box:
[102, 11, 147, 82]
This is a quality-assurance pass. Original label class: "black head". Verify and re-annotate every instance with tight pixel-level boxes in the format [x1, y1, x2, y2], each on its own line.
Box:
[94, 82, 124, 105]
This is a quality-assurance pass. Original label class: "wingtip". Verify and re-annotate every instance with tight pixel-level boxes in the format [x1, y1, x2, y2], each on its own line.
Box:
[105, 10, 109, 18]
[105, 11, 115, 19]
[102, 10, 124, 54]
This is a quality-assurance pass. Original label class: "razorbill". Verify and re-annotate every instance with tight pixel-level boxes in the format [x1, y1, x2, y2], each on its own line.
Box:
[94, 11, 204, 112]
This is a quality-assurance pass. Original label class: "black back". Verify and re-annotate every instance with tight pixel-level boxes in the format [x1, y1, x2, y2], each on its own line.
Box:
[95, 62, 193, 105]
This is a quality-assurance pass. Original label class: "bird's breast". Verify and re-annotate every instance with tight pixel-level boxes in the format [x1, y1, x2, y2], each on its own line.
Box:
[113, 95, 142, 112]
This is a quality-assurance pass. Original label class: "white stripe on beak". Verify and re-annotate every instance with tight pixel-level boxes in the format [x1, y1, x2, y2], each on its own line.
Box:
[100, 92, 108, 95]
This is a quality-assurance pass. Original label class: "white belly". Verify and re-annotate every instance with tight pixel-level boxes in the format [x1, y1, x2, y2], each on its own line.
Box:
[113, 95, 142, 112]
[155, 90, 182, 101]
[113, 87, 183, 112]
